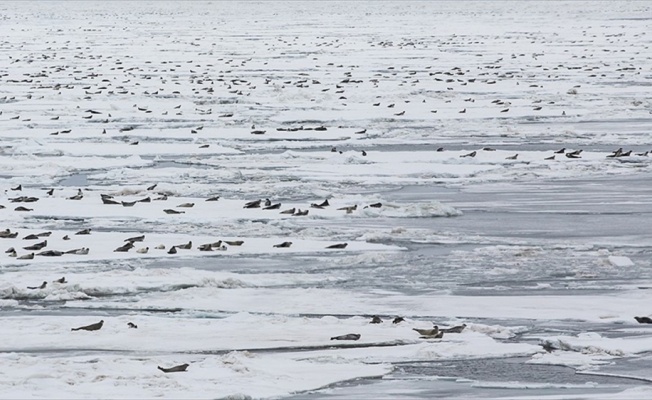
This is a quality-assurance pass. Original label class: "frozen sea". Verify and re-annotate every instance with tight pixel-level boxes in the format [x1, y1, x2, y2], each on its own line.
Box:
[1, 0, 652, 398]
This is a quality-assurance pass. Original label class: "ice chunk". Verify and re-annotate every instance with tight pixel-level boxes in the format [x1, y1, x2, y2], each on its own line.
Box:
[608, 256, 634, 267]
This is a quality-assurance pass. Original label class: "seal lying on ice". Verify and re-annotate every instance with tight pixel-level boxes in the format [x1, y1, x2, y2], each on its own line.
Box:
[158, 363, 189, 373]
[330, 333, 361, 341]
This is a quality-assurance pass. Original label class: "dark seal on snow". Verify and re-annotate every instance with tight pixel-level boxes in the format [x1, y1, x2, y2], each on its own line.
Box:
[71, 320, 104, 332]
[158, 363, 189, 373]
[330, 333, 361, 341]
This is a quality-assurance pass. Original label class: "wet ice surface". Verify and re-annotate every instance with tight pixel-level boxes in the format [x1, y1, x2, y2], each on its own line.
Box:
[291, 358, 639, 400]
[2, 0, 652, 398]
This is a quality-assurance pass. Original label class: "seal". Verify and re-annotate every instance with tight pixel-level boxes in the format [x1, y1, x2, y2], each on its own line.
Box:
[125, 235, 145, 243]
[38, 250, 63, 257]
[0, 229, 18, 238]
[370, 316, 382, 324]
[635, 316, 652, 324]
[136, 247, 149, 254]
[280, 208, 295, 214]
[273, 241, 292, 248]
[114, 242, 134, 252]
[244, 199, 261, 209]
[311, 199, 330, 209]
[24, 240, 47, 251]
[337, 205, 357, 214]
[460, 151, 476, 158]
[505, 154, 518, 160]
[392, 317, 405, 324]
[263, 203, 281, 210]
[67, 247, 88, 255]
[224, 240, 244, 246]
[127, 322, 138, 329]
[17, 253, 34, 260]
[0, 229, 15, 238]
[158, 363, 189, 373]
[330, 333, 361, 341]
[164, 209, 184, 214]
[540, 340, 556, 353]
[198, 244, 213, 251]
[326, 243, 348, 249]
[413, 326, 439, 337]
[293, 209, 309, 216]
[27, 281, 47, 290]
[177, 203, 194, 208]
[167, 246, 177, 254]
[75, 228, 91, 235]
[440, 324, 466, 333]
[176, 241, 192, 250]
[10, 196, 38, 203]
[54, 277, 67, 284]
[71, 320, 104, 332]
[68, 189, 83, 200]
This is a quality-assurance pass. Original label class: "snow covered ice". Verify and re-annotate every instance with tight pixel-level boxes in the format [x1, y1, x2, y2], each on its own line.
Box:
[1, 0, 652, 398]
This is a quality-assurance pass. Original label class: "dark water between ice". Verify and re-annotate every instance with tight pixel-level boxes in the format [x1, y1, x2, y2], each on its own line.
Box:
[284, 171, 652, 398]
[291, 357, 640, 399]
